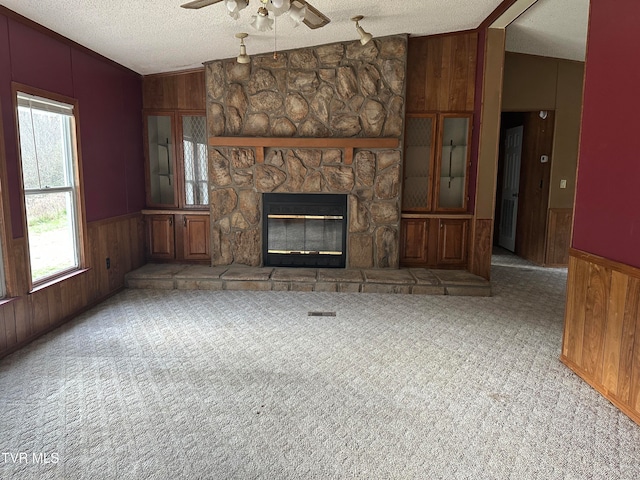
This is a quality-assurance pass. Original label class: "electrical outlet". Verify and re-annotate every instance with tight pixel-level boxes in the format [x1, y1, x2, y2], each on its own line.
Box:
[106, 257, 111, 269]
[560, 179, 567, 189]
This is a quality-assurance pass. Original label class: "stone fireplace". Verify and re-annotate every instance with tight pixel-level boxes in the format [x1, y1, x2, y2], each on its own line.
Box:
[205, 35, 408, 268]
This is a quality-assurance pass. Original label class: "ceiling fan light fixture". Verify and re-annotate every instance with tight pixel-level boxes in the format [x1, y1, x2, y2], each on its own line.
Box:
[251, 6, 274, 31]
[351, 15, 373, 45]
[235, 32, 251, 64]
[181, 0, 330, 31]
[225, 0, 248, 20]
[267, 0, 291, 16]
[288, 3, 307, 26]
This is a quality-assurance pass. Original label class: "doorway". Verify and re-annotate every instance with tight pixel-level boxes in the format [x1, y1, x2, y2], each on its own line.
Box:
[498, 124, 523, 251]
[494, 111, 555, 265]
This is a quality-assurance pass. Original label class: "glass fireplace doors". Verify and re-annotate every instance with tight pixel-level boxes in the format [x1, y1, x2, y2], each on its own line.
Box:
[262, 193, 347, 268]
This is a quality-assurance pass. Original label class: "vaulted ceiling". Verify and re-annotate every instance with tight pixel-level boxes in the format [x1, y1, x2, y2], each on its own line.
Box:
[1, 0, 588, 75]
[506, 0, 589, 62]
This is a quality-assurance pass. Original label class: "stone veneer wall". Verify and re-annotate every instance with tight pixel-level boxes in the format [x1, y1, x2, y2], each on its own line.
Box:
[205, 35, 407, 268]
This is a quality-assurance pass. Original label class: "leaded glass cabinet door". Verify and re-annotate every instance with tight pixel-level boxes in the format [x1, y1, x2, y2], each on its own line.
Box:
[145, 112, 177, 207]
[402, 114, 436, 211]
[435, 114, 472, 212]
[179, 114, 208, 208]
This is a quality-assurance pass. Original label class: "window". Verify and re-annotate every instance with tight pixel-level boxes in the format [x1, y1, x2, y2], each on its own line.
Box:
[16, 91, 82, 285]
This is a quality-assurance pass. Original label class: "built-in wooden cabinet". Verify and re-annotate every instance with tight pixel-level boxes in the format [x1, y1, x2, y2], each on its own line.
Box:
[400, 216, 469, 268]
[145, 212, 210, 262]
[437, 218, 468, 265]
[402, 34, 478, 271]
[143, 111, 209, 264]
[144, 111, 208, 209]
[403, 114, 437, 211]
[147, 214, 175, 259]
[142, 69, 209, 264]
[400, 113, 472, 268]
[145, 113, 177, 207]
[182, 215, 210, 261]
[400, 218, 431, 265]
[403, 113, 472, 213]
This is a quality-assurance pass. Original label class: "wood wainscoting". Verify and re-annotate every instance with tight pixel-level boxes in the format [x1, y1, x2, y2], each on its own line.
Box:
[561, 248, 640, 425]
[546, 208, 573, 266]
[470, 218, 493, 280]
[514, 111, 554, 265]
[0, 213, 145, 358]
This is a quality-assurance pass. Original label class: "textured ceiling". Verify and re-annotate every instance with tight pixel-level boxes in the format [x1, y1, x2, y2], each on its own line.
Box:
[506, 0, 589, 61]
[0, 0, 588, 75]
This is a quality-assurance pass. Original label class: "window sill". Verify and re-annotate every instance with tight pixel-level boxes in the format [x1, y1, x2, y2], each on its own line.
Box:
[142, 209, 209, 215]
[29, 268, 91, 294]
[0, 296, 20, 308]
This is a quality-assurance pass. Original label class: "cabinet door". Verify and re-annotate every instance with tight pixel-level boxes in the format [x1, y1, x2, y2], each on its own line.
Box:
[144, 112, 178, 207]
[182, 215, 210, 261]
[402, 115, 436, 211]
[437, 218, 469, 266]
[147, 215, 175, 259]
[178, 114, 209, 208]
[400, 218, 430, 265]
[435, 114, 472, 212]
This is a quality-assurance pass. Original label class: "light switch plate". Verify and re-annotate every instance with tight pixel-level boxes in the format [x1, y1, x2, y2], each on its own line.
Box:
[560, 179, 567, 189]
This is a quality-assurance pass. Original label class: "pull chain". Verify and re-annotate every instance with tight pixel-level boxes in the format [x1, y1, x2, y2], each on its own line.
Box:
[273, 15, 278, 60]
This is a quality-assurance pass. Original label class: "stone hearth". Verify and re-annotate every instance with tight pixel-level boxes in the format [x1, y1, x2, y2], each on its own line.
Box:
[125, 264, 491, 296]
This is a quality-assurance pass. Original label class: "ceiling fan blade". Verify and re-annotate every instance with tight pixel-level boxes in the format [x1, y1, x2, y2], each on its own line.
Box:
[180, 0, 223, 9]
[292, 0, 331, 29]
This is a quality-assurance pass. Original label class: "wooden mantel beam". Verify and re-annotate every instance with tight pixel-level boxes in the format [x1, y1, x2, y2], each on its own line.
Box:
[208, 137, 400, 165]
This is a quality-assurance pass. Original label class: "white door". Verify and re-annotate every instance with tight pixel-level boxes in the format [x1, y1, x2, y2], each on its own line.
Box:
[498, 126, 523, 252]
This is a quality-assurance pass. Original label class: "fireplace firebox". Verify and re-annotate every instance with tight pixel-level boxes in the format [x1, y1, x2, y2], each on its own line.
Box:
[262, 193, 347, 268]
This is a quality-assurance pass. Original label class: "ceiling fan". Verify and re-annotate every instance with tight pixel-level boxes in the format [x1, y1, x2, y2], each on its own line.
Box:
[180, 0, 331, 30]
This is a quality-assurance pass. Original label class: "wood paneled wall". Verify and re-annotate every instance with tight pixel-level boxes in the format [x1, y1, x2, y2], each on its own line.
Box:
[470, 218, 493, 280]
[469, 28, 505, 281]
[142, 69, 205, 110]
[0, 213, 144, 358]
[406, 32, 478, 113]
[546, 208, 572, 266]
[562, 249, 640, 425]
[515, 111, 554, 265]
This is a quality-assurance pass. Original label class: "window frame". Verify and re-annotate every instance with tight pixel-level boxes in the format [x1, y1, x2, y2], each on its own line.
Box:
[0, 96, 12, 299]
[12, 83, 87, 291]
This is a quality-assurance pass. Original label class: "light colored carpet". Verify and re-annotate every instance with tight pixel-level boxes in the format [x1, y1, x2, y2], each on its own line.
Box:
[1, 252, 639, 479]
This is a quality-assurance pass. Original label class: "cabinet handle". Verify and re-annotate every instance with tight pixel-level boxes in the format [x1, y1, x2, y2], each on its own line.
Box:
[169, 216, 173, 227]
[183, 216, 187, 227]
